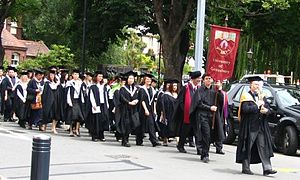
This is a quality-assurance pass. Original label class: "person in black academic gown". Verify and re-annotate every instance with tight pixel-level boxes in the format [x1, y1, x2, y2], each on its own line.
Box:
[66, 69, 84, 137]
[1, 66, 17, 122]
[158, 79, 178, 146]
[117, 71, 140, 147]
[26, 69, 45, 130]
[236, 76, 276, 176]
[14, 71, 29, 128]
[190, 74, 224, 163]
[113, 74, 126, 142]
[58, 70, 69, 123]
[80, 72, 93, 130]
[155, 80, 168, 140]
[171, 71, 201, 153]
[136, 73, 161, 147]
[0, 66, 5, 116]
[87, 71, 110, 142]
[41, 70, 61, 134]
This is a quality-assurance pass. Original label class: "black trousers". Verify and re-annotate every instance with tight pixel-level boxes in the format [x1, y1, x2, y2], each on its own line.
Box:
[178, 123, 200, 150]
[198, 118, 211, 158]
[4, 97, 13, 120]
[136, 115, 158, 145]
[242, 131, 272, 171]
[122, 134, 129, 144]
[108, 99, 115, 130]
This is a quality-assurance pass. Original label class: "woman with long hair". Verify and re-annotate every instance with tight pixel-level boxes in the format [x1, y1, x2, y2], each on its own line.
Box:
[159, 80, 179, 146]
[66, 69, 84, 137]
[41, 70, 60, 134]
[14, 71, 29, 128]
[117, 71, 140, 147]
[87, 71, 110, 142]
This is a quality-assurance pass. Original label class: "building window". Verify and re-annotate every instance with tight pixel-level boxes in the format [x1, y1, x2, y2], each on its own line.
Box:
[10, 21, 18, 35]
[11, 52, 20, 67]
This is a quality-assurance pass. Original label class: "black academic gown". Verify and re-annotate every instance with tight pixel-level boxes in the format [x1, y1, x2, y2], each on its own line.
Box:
[236, 91, 274, 164]
[80, 82, 90, 120]
[41, 81, 60, 124]
[65, 81, 84, 124]
[190, 86, 225, 142]
[170, 83, 196, 137]
[117, 85, 140, 136]
[137, 86, 160, 134]
[26, 78, 45, 124]
[14, 83, 29, 121]
[1, 76, 16, 119]
[57, 83, 67, 123]
[113, 89, 121, 133]
[159, 92, 177, 138]
[87, 84, 110, 137]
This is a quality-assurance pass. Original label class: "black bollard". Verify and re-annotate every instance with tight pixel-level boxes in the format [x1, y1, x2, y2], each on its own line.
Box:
[30, 134, 51, 180]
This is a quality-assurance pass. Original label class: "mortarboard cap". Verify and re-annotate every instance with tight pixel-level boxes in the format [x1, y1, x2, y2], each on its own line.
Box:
[142, 73, 154, 79]
[94, 70, 104, 76]
[72, 69, 80, 74]
[85, 72, 93, 77]
[164, 79, 172, 84]
[34, 68, 44, 75]
[170, 79, 180, 84]
[0, 66, 4, 70]
[7, 66, 16, 71]
[48, 66, 57, 70]
[124, 70, 138, 77]
[49, 70, 56, 74]
[246, 76, 263, 83]
[189, 71, 202, 79]
[20, 71, 28, 76]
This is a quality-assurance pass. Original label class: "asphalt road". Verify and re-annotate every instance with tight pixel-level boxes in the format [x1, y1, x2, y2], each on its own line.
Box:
[0, 121, 299, 180]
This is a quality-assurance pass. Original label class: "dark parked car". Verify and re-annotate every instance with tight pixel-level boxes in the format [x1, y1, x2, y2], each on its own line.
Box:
[225, 82, 300, 155]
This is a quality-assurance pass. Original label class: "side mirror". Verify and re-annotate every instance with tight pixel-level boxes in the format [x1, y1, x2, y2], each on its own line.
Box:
[266, 97, 275, 105]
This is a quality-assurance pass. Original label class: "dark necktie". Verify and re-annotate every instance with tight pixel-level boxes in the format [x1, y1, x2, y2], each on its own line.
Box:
[148, 88, 153, 99]
[11, 77, 16, 85]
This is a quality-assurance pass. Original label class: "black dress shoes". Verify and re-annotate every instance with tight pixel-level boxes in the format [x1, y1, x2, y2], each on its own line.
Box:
[152, 142, 161, 147]
[189, 142, 195, 147]
[216, 150, 225, 155]
[202, 156, 209, 163]
[242, 169, 254, 175]
[177, 146, 187, 153]
[263, 169, 277, 176]
[123, 143, 131, 147]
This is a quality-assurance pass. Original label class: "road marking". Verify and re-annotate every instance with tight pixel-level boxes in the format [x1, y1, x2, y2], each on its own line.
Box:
[276, 168, 300, 173]
[0, 127, 31, 141]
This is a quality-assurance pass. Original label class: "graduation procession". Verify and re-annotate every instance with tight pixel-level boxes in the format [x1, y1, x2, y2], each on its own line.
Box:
[0, 64, 282, 178]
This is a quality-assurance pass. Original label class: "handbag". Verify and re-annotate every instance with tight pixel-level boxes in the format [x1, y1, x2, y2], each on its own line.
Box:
[31, 102, 42, 110]
[31, 93, 42, 110]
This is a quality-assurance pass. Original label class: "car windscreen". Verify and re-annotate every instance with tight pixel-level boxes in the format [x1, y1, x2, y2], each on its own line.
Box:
[275, 88, 300, 108]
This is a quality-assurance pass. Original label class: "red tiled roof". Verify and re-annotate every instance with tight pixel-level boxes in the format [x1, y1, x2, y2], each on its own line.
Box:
[19, 40, 49, 57]
[1, 29, 26, 49]
[1, 29, 49, 57]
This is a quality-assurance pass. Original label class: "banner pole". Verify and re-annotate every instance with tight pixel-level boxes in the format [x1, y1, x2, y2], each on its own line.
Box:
[194, 0, 206, 73]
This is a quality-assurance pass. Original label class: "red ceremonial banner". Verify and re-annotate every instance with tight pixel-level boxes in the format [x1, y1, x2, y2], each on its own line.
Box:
[207, 25, 241, 81]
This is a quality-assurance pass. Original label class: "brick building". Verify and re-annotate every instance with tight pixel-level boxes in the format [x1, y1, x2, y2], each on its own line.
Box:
[1, 19, 49, 67]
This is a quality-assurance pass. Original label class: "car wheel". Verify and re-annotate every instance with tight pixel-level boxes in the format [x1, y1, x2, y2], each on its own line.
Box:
[224, 118, 236, 144]
[281, 126, 298, 155]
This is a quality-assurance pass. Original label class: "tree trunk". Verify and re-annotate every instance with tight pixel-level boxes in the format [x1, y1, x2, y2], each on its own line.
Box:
[162, 30, 190, 81]
[153, 0, 194, 82]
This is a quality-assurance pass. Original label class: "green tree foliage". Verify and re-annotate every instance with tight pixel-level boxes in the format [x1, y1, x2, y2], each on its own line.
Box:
[21, 0, 75, 46]
[18, 44, 76, 70]
[87, 27, 155, 71]
[13, 0, 300, 81]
